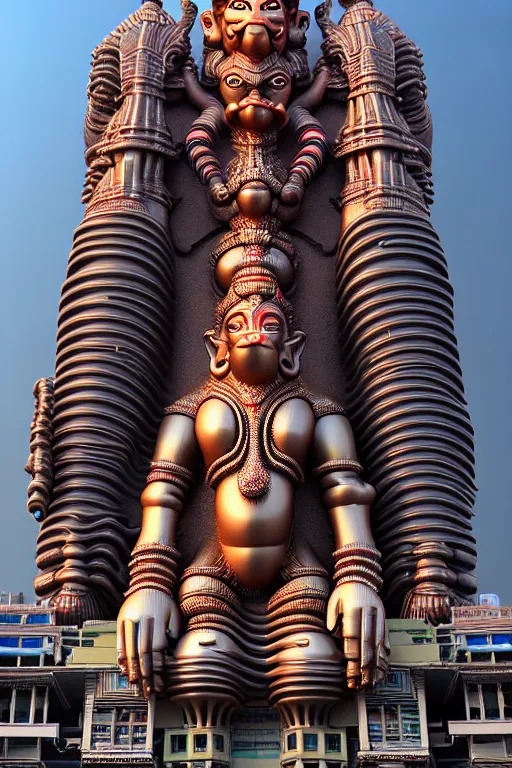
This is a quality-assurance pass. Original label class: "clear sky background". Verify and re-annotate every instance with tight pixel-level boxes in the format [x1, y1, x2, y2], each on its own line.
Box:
[1, 0, 511, 604]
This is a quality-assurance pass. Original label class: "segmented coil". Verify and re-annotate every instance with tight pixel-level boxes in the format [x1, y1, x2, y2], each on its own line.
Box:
[26, 377, 55, 519]
[34, 210, 175, 621]
[336, 211, 477, 616]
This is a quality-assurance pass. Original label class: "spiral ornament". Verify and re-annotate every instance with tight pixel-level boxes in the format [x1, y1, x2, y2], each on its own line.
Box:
[336, 211, 477, 616]
[34, 210, 175, 622]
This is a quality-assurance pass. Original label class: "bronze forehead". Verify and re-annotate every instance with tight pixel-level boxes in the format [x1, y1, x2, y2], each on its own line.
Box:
[217, 51, 292, 85]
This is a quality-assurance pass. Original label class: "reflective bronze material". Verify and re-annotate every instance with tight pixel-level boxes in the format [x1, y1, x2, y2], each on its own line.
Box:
[25, 377, 55, 523]
[28, 0, 478, 754]
[118, 269, 389, 723]
[33, 0, 197, 625]
[318, 0, 477, 621]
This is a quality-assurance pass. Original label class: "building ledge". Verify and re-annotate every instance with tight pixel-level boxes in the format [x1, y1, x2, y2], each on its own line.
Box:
[449, 721, 512, 736]
[81, 750, 154, 765]
[358, 749, 430, 763]
[0, 724, 59, 738]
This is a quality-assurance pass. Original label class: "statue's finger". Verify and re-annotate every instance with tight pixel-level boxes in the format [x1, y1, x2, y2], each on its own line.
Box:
[117, 620, 127, 674]
[138, 617, 154, 693]
[326, 597, 342, 634]
[346, 660, 360, 689]
[125, 619, 140, 684]
[360, 606, 377, 686]
[152, 650, 166, 697]
[342, 607, 362, 654]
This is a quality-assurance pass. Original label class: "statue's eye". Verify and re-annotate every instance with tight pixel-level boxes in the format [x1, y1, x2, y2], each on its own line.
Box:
[229, 0, 250, 10]
[262, 319, 281, 332]
[268, 75, 288, 89]
[225, 75, 244, 88]
[228, 321, 243, 332]
[261, 0, 281, 9]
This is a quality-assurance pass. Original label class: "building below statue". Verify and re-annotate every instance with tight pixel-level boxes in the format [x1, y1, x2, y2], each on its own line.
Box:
[0, 592, 510, 768]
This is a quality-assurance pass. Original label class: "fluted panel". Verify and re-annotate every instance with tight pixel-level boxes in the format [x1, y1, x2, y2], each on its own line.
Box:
[35, 210, 175, 621]
[336, 211, 477, 616]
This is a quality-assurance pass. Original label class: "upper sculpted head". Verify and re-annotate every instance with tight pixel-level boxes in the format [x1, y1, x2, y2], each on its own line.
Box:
[205, 269, 306, 385]
[201, 0, 309, 58]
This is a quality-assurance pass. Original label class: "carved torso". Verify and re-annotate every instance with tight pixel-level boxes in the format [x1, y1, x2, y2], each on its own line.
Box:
[166, 376, 343, 588]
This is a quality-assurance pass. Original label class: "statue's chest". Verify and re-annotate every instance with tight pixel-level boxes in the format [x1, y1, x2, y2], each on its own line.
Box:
[195, 394, 315, 500]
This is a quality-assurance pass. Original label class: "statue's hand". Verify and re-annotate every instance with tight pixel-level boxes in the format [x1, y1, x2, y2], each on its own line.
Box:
[280, 173, 305, 208]
[117, 589, 180, 698]
[403, 585, 452, 625]
[208, 177, 230, 205]
[327, 582, 389, 689]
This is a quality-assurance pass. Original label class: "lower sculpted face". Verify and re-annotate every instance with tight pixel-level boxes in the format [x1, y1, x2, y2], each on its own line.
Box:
[223, 300, 285, 385]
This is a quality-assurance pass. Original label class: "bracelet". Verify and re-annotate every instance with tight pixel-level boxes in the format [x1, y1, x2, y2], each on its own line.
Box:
[313, 458, 363, 477]
[333, 543, 383, 594]
[125, 543, 180, 598]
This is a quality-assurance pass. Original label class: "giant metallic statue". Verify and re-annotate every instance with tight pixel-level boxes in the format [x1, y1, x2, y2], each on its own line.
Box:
[117, 268, 389, 762]
[26, 3, 477, 739]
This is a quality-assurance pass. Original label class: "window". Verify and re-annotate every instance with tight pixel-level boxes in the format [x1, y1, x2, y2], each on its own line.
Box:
[384, 706, 400, 742]
[91, 724, 111, 749]
[0, 688, 10, 723]
[325, 733, 341, 753]
[466, 683, 512, 722]
[21, 637, 43, 649]
[6, 737, 38, 759]
[194, 734, 208, 753]
[0, 615, 21, 624]
[34, 687, 46, 724]
[91, 708, 147, 750]
[171, 734, 187, 754]
[13, 690, 31, 724]
[366, 702, 421, 748]
[483, 684, 500, 719]
[25, 614, 50, 625]
[287, 733, 297, 750]
[104, 673, 130, 693]
[467, 635, 487, 647]
[492, 634, 511, 645]
[502, 683, 512, 719]
[304, 733, 318, 751]
[214, 734, 225, 752]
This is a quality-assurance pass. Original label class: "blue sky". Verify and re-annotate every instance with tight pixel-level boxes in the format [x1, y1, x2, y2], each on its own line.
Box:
[1, 0, 511, 603]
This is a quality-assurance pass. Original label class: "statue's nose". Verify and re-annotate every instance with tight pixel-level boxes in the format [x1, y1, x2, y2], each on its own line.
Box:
[247, 331, 264, 344]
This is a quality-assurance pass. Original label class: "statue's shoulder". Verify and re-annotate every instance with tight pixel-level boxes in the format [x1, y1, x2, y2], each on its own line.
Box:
[284, 381, 346, 421]
[164, 383, 210, 420]
[307, 391, 346, 421]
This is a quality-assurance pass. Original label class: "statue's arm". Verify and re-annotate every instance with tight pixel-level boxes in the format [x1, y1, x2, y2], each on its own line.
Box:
[312, 413, 389, 688]
[117, 413, 198, 697]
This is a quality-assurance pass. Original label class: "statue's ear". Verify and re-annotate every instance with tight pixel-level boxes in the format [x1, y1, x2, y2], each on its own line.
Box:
[288, 9, 310, 47]
[204, 330, 230, 378]
[200, 10, 223, 47]
[279, 331, 306, 379]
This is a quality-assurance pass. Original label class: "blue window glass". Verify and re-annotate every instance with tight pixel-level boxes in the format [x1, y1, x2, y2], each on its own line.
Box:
[0, 615, 21, 624]
[467, 635, 487, 646]
[26, 614, 50, 625]
[0, 638, 18, 647]
[492, 634, 512, 645]
[21, 638, 43, 648]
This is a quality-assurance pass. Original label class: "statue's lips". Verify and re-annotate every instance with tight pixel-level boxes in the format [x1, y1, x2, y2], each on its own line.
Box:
[226, 99, 287, 123]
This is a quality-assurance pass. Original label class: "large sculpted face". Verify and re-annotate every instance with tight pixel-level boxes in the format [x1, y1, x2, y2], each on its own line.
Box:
[205, 294, 306, 385]
[202, 0, 291, 58]
[220, 63, 291, 129]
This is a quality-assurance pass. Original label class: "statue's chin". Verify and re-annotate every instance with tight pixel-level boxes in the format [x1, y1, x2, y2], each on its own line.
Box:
[230, 346, 279, 386]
